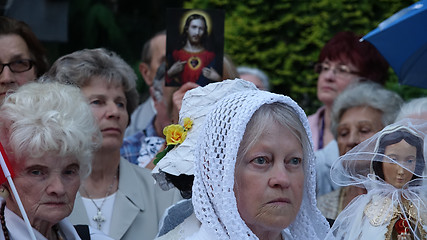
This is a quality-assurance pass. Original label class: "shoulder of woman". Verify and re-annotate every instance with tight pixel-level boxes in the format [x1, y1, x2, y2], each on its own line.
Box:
[119, 157, 182, 203]
[118, 157, 160, 196]
[119, 157, 153, 180]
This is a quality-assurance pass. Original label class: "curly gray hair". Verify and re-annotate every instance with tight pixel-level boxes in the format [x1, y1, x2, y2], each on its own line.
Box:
[331, 81, 403, 138]
[0, 82, 101, 178]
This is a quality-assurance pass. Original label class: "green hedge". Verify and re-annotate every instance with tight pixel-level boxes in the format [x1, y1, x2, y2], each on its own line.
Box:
[183, 0, 425, 114]
[46, 0, 427, 112]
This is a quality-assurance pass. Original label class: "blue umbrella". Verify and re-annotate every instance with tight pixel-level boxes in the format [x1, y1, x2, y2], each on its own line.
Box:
[362, 0, 427, 89]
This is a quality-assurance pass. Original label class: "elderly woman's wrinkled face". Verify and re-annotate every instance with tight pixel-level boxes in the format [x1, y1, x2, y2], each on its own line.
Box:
[7, 155, 80, 225]
[382, 139, 416, 188]
[234, 121, 304, 237]
[337, 106, 384, 156]
[0, 34, 36, 103]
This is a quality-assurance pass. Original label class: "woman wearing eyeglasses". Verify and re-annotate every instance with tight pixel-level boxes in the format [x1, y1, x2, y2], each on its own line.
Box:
[310, 32, 391, 199]
[309, 31, 389, 154]
[0, 16, 49, 103]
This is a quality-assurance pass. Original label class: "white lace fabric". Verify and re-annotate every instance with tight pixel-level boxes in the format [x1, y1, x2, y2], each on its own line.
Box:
[192, 87, 330, 239]
[325, 119, 427, 240]
[152, 79, 257, 190]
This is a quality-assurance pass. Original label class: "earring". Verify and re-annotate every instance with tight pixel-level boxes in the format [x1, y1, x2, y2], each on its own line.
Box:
[0, 186, 9, 199]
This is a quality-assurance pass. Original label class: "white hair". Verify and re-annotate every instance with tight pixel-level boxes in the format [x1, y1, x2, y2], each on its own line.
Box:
[0, 81, 101, 178]
[331, 81, 403, 138]
[395, 97, 427, 122]
[237, 66, 270, 91]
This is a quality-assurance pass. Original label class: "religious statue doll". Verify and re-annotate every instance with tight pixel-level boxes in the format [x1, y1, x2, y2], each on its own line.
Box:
[325, 119, 427, 240]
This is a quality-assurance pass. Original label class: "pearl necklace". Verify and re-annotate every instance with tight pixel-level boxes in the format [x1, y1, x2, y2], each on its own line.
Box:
[82, 174, 117, 230]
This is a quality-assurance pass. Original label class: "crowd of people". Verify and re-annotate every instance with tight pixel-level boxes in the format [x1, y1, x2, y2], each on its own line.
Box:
[1, 13, 426, 240]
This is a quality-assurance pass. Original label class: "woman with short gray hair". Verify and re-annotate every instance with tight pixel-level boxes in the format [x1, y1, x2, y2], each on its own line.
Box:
[316, 81, 403, 222]
[330, 81, 403, 139]
[44, 48, 181, 240]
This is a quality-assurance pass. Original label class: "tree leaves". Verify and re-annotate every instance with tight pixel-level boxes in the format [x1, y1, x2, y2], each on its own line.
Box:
[184, 0, 422, 114]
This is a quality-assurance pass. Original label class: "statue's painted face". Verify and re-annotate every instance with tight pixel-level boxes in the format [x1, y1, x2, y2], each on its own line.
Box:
[382, 139, 416, 188]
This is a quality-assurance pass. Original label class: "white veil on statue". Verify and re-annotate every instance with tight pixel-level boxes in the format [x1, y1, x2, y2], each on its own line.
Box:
[325, 119, 427, 240]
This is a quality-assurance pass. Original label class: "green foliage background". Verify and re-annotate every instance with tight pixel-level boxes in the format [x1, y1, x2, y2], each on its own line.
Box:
[183, 0, 426, 114]
[47, 0, 427, 114]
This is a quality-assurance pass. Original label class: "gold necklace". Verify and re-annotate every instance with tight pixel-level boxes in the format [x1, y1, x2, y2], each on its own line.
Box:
[82, 174, 117, 230]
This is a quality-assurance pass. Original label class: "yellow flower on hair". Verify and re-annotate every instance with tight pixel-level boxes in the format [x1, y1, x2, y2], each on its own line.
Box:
[163, 124, 187, 145]
[183, 117, 193, 131]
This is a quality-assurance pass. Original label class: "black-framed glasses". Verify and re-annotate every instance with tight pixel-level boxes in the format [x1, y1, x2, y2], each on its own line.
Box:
[314, 62, 360, 77]
[0, 59, 34, 74]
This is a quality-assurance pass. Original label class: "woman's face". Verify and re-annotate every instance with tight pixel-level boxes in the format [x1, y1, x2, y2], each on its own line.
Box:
[316, 59, 360, 107]
[337, 106, 384, 156]
[7, 155, 80, 226]
[382, 139, 417, 188]
[81, 77, 129, 151]
[234, 121, 304, 237]
[0, 34, 36, 102]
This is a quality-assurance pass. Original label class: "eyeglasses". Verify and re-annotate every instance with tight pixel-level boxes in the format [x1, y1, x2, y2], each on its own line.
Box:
[314, 62, 359, 77]
[0, 59, 34, 74]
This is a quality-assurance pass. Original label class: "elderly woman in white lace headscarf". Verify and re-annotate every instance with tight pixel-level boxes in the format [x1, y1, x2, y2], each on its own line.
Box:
[152, 79, 262, 237]
[154, 79, 330, 239]
[325, 119, 427, 240]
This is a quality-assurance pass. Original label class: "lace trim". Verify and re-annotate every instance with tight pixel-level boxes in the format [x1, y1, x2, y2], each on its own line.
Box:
[364, 197, 395, 226]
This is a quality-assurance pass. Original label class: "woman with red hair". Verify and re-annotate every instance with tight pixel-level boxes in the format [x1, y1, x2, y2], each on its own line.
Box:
[309, 31, 389, 152]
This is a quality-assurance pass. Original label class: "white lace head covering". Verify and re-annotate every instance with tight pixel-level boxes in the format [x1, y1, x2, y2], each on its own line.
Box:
[192, 88, 330, 239]
[326, 119, 427, 240]
[152, 79, 258, 190]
